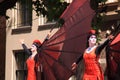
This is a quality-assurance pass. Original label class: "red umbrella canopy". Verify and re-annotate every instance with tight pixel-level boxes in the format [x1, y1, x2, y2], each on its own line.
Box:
[37, 0, 95, 80]
[45, 0, 95, 69]
[106, 32, 120, 80]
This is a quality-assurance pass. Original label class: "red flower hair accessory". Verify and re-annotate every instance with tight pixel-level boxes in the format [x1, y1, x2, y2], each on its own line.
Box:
[33, 39, 41, 46]
[89, 29, 96, 34]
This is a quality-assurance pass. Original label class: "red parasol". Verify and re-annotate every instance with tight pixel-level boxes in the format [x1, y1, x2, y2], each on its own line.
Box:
[106, 32, 120, 80]
[37, 0, 95, 80]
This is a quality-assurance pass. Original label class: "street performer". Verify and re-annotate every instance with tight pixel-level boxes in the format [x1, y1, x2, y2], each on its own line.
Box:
[72, 29, 113, 80]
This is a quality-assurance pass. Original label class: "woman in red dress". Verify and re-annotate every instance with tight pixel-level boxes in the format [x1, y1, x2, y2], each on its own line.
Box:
[20, 39, 41, 80]
[72, 30, 113, 80]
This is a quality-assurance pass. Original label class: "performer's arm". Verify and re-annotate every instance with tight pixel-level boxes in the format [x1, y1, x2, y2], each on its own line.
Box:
[95, 39, 109, 55]
[22, 44, 31, 55]
[44, 32, 51, 41]
[76, 54, 83, 64]
[20, 39, 31, 55]
[71, 54, 83, 70]
[95, 35, 114, 55]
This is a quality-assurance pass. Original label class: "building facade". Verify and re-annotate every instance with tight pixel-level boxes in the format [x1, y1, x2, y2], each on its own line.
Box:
[5, 0, 120, 80]
[5, 0, 72, 80]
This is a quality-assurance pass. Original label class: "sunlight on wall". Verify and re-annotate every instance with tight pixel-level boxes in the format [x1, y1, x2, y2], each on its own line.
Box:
[107, 0, 118, 3]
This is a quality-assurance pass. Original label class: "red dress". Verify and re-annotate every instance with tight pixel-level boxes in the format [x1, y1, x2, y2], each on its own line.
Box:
[83, 48, 104, 80]
[26, 57, 36, 80]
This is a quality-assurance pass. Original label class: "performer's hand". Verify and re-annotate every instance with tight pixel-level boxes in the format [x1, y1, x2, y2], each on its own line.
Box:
[48, 32, 51, 37]
[47, 32, 51, 39]
[20, 39, 24, 44]
[44, 32, 51, 41]
[71, 62, 77, 70]
[108, 35, 114, 40]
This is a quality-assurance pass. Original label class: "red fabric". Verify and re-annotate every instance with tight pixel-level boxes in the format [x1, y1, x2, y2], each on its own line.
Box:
[47, 0, 95, 70]
[26, 58, 36, 80]
[106, 32, 120, 80]
[83, 48, 104, 80]
[36, 0, 95, 80]
[111, 33, 120, 45]
[35, 52, 72, 80]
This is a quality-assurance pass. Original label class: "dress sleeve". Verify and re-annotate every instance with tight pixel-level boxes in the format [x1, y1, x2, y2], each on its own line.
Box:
[95, 39, 109, 56]
[76, 54, 83, 64]
[22, 44, 32, 55]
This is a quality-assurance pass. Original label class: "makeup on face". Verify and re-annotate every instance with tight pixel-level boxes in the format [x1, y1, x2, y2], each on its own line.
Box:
[31, 44, 37, 52]
[89, 35, 97, 44]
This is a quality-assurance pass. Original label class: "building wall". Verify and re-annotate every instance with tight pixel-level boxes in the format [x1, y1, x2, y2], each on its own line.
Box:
[5, 0, 73, 80]
[5, 5, 58, 80]
[5, 0, 120, 80]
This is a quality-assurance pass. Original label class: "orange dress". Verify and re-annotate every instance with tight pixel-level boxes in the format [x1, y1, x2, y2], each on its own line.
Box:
[83, 48, 104, 80]
[26, 57, 36, 80]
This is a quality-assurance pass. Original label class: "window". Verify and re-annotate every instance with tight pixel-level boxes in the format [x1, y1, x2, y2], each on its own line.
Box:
[14, 51, 29, 80]
[14, 0, 32, 28]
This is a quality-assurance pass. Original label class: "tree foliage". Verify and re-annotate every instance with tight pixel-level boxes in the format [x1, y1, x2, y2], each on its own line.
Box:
[90, 0, 107, 42]
[32, 0, 69, 21]
[91, 0, 107, 31]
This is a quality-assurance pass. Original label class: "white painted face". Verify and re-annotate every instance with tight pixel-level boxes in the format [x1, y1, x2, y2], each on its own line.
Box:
[30, 44, 37, 52]
[88, 35, 97, 44]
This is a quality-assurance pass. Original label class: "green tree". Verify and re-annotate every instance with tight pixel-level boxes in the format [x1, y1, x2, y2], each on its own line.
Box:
[91, 0, 107, 31]
[90, 0, 107, 42]
[32, 0, 69, 22]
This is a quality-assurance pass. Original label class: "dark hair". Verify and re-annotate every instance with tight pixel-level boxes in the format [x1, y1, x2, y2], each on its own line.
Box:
[33, 42, 41, 53]
[33, 42, 40, 47]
